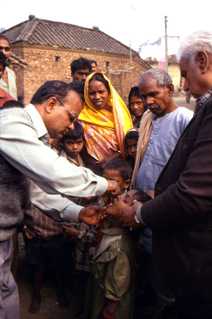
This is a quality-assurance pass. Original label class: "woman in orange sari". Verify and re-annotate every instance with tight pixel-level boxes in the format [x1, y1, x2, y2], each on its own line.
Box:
[79, 72, 133, 167]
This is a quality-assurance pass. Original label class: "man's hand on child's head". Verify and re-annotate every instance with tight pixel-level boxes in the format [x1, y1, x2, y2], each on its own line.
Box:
[79, 206, 106, 225]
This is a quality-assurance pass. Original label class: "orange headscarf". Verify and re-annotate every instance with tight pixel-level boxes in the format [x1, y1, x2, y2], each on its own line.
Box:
[79, 72, 133, 161]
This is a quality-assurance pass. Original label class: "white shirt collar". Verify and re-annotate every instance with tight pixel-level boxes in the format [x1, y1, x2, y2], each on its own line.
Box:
[25, 103, 48, 139]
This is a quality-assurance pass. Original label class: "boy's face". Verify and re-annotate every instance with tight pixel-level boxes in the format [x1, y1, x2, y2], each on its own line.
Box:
[126, 138, 138, 159]
[103, 169, 128, 196]
[64, 138, 84, 158]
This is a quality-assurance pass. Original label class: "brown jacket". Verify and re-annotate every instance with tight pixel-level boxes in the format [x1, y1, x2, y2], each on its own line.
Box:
[141, 96, 212, 299]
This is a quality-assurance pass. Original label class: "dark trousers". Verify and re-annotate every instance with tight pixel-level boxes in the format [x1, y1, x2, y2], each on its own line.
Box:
[0, 238, 19, 319]
[176, 295, 212, 319]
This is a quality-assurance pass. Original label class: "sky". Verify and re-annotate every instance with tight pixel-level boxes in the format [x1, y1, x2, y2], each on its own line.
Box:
[1, 0, 211, 59]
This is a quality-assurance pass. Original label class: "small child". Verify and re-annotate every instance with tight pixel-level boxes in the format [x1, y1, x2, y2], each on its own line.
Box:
[59, 120, 102, 175]
[87, 157, 135, 319]
[124, 129, 139, 169]
[58, 121, 100, 316]
[59, 121, 96, 272]
[58, 120, 85, 166]
[128, 86, 146, 128]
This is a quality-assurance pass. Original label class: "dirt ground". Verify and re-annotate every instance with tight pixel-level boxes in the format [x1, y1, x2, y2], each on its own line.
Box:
[16, 235, 82, 319]
[19, 279, 75, 319]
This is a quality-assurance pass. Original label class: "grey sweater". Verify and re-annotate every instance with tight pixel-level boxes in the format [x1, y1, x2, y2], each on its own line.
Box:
[0, 151, 30, 241]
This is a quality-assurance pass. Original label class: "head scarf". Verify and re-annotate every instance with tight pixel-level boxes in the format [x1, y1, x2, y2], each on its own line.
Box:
[130, 110, 153, 188]
[0, 87, 15, 108]
[79, 72, 133, 160]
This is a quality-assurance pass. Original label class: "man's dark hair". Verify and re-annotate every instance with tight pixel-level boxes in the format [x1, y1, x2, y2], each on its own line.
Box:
[31, 80, 84, 105]
[70, 57, 92, 75]
[128, 86, 142, 105]
[0, 51, 7, 68]
[103, 157, 132, 181]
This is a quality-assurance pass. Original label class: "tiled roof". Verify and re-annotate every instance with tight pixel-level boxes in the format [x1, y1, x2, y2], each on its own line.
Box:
[2, 18, 138, 57]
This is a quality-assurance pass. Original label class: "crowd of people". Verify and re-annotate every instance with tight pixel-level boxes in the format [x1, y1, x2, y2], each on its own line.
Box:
[0, 30, 212, 319]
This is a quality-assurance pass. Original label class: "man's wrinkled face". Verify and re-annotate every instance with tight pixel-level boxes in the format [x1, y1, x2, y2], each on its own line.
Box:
[139, 78, 172, 116]
[180, 55, 208, 98]
[46, 90, 83, 138]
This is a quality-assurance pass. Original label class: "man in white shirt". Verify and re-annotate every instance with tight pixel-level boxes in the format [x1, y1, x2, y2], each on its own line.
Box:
[0, 80, 117, 319]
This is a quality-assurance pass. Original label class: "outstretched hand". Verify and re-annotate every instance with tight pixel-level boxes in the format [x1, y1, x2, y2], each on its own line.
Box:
[79, 206, 106, 225]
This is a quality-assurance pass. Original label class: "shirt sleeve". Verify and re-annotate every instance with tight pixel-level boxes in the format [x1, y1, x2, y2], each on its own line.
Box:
[30, 182, 83, 222]
[0, 108, 108, 198]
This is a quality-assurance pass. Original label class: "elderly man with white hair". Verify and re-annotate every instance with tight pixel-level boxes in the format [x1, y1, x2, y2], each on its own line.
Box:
[107, 31, 212, 319]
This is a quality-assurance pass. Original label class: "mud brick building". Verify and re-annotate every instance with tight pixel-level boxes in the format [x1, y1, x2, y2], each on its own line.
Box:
[2, 16, 150, 103]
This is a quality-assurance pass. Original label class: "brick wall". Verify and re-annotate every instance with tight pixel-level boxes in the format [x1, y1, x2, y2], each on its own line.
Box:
[13, 45, 148, 104]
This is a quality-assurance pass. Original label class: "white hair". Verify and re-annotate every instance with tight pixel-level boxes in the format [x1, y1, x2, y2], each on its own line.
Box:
[178, 31, 212, 61]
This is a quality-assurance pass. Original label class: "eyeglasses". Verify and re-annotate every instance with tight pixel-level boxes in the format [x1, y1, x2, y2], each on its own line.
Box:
[0, 46, 11, 52]
[56, 98, 78, 123]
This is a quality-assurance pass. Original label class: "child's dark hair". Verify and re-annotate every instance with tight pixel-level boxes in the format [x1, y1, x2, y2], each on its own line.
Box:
[103, 157, 132, 181]
[124, 129, 139, 145]
[128, 86, 141, 105]
[31, 80, 84, 105]
[60, 120, 84, 144]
